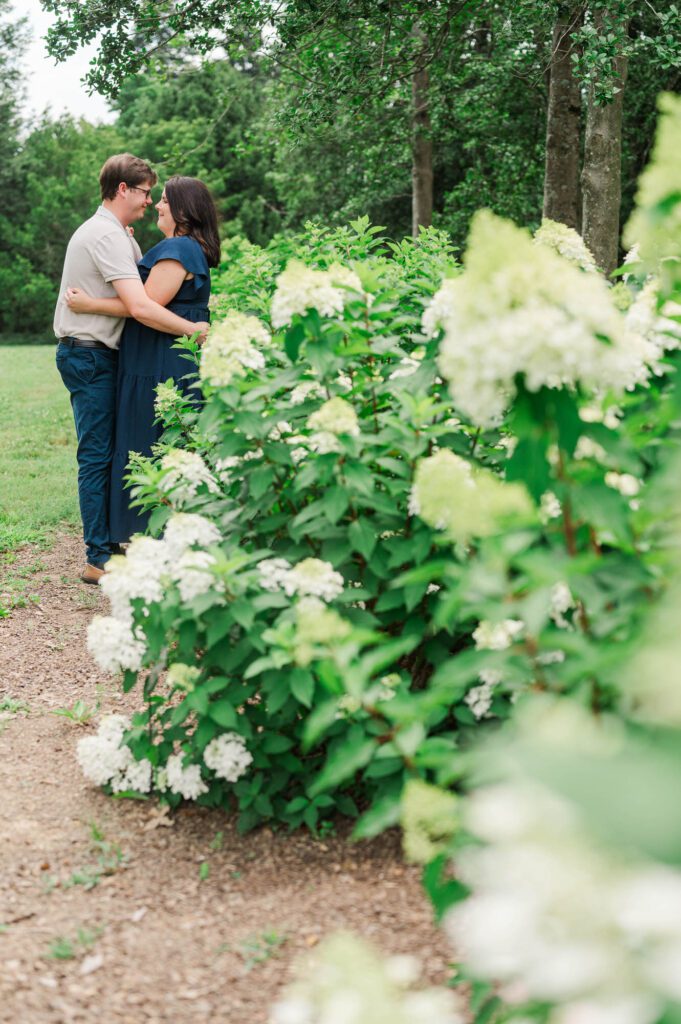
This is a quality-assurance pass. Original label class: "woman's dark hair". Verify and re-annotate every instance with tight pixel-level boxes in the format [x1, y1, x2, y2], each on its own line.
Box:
[164, 176, 221, 268]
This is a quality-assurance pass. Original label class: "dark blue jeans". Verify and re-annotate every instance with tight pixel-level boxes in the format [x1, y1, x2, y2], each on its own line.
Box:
[56, 342, 118, 568]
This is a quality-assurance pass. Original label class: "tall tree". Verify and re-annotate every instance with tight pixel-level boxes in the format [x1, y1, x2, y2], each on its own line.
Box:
[543, 4, 583, 228]
[580, 6, 630, 273]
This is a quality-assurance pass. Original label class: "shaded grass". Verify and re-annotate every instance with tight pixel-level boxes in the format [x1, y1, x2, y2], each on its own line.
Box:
[0, 345, 79, 552]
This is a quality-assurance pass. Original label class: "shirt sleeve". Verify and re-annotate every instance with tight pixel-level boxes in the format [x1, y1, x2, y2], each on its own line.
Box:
[139, 237, 209, 289]
[91, 229, 141, 283]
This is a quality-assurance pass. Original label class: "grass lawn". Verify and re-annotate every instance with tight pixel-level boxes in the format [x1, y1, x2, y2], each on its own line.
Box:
[0, 345, 79, 552]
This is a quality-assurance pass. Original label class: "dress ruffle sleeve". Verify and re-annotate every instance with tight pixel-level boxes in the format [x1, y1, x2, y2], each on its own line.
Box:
[138, 236, 209, 296]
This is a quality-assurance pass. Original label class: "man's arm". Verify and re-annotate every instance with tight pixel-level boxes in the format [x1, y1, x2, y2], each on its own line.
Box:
[113, 278, 208, 340]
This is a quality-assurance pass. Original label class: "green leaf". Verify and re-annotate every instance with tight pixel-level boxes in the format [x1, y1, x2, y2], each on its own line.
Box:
[209, 699, 238, 728]
[308, 727, 377, 796]
[290, 668, 315, 708]
[422, 854, 469, 921]
[506, 435, 551, 501]
[352, 789, 402, 839]
[262, 733, 294, 754]
[285, 320, 305, 361]
[322, 485, 350, 524]
[348, 517, 377, 560]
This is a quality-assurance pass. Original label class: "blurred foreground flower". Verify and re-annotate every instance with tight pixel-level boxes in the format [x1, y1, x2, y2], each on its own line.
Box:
[270, 933, 464, 1024]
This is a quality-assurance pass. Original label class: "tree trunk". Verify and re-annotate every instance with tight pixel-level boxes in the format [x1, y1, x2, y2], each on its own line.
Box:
[581, 17, 629, 275]
[543, 6, 583, 229]
[412, 60, 433, 237]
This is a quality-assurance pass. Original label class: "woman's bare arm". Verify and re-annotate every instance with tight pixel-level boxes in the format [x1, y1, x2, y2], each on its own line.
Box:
[66, 260, 190, 317]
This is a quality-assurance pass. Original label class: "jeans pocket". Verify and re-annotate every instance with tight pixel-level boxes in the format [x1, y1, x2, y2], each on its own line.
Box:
[70, 349, 97, 384]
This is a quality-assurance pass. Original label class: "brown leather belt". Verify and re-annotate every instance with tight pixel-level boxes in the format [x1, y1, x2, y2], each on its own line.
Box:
[59, 336, 113, 351]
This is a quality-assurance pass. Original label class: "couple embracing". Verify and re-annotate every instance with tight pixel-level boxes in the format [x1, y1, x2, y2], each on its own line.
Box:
[54, 153, 220, 584]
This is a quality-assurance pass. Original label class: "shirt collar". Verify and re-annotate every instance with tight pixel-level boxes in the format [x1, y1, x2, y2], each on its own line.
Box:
[96, 205, 128, 231]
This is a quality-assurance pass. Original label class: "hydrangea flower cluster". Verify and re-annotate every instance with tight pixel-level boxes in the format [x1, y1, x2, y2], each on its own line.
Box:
[306, 397, 360, 454]
[86, 513, 222, 677]
[203, 732, 253, 782]
[163, 752, 208, 801]
[290, 380, 327, 405]
[447, 779, 681, 1024]
[77, 715, 152, 793]
[473, 618, 525, 651]
[271, 260, 363, 328]
[270, 933, 464, 1024]
[550, 582, 575, 629]
[534, 218, 598, 273]
[258, 557, 344, 603]
[401, 779, 459, 864]
[86, 615, 147, 675]
[294, 596, 352, 666]
[464, 668, 503, 719]
[426, 211, 656, 427]
[154, 380, 184, 417]
[199, 311, 270, 388]
[409, 449, 532, 543]
[159, 449, 219, 506]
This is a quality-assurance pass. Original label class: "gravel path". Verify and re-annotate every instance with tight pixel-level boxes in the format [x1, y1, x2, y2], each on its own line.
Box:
[0, 533, 447, 1023]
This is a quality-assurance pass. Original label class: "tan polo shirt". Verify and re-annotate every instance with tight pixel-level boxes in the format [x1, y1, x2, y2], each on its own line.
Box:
[53, 206, 143, 350]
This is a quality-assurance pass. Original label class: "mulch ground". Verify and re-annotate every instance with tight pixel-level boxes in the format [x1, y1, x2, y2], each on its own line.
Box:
[0, 532, 448, 1023]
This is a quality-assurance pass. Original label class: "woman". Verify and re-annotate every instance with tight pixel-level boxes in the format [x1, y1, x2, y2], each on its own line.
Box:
[67, 176, 220, 543]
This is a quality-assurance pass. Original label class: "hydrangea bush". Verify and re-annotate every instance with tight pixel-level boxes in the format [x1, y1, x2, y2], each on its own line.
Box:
[79, 107, 681, 857]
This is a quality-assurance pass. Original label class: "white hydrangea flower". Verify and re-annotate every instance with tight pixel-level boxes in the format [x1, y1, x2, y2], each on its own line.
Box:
[465, 669, 502, 720]
[604, 471, 642, 497]
[574, 436, 608, 462]
[172, 550, 221, 603]
[432, 211, 657, 429]
[87, 615, 147, 674]
[111, 756, 153, 795]
[166, 662, 201, 691]
[389, 354, 424, 380]
[410, 449, 531, 543]
[534, 219, 598, 273]
[447, 777, 681, 1022]
[258, 557, 293, 592]
[162, 513, 221, 560]
[160, 449, 219, 505]
[473, 619, 525, 651]
[77, 714, 152, 793]
[269, 420, 293, 440]
[422, 278, 458, 338]
[165, 752, 208, 801]
[99, 536, 170, 620]
[271, 260, 362, 328]
[306, 398, 360, 453]
[199, 311, 270, 388]
[288, 437, 310, 464]
[269, 933, 464, 1024]
[290, 380, 326, 405]
[214, 455, 241, 486]
[540, 491, 562, 523]
[154, 380, 184, 417]
[283, 558, 344, 602]
[550, 582, 575, 629]
[203, 732, 253, 782]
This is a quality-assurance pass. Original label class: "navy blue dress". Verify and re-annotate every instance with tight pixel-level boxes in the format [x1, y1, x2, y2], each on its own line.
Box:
[109, 235, 210, 543]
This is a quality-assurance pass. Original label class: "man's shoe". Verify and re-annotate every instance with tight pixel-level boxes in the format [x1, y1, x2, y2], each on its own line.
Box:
[81, 563, 106, 585]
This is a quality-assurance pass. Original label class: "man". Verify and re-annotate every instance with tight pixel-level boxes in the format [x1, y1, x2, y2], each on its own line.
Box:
[54, 153, 208, 584]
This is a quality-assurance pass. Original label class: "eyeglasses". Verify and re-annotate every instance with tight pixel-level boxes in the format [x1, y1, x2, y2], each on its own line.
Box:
[127, 185, 153, 200]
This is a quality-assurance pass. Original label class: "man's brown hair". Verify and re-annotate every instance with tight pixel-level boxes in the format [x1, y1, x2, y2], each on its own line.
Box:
[99, 153, 157, 201]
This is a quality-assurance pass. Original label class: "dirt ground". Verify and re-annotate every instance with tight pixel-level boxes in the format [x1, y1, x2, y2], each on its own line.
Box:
[0, 532, 448, 1023]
